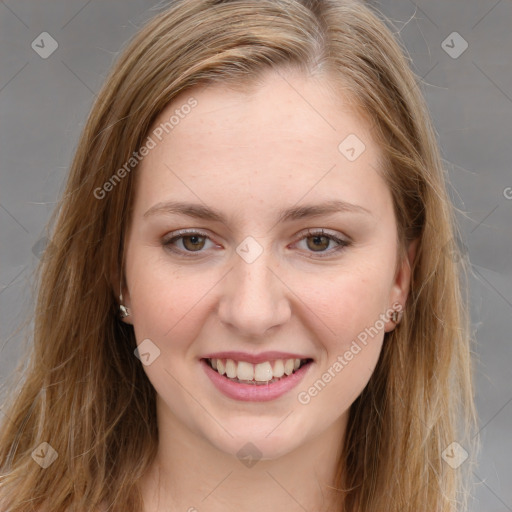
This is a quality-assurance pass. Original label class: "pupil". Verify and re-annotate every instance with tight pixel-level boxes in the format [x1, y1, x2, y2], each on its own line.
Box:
[184, 235, 204, 251]
[309, 235, 328, 251]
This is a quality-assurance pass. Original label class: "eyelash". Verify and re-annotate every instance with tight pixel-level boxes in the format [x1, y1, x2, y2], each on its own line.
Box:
[161, 228, 351, 259]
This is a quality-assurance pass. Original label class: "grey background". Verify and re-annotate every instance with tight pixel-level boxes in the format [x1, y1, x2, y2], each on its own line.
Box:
[0, 0, 511, 510]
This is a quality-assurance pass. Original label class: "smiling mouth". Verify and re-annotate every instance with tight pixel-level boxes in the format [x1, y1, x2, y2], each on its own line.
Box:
[203, 357, 314, 385]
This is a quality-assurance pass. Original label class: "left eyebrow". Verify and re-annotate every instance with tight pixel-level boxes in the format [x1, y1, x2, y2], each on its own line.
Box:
[143, 199, 373, 223]
[276, 200, 373, 222]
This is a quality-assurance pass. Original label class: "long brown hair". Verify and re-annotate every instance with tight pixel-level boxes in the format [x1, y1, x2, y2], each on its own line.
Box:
[0, 1, 478, 510]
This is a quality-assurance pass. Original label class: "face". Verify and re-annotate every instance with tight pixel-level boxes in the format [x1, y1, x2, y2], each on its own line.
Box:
[121, 68, 413, 460]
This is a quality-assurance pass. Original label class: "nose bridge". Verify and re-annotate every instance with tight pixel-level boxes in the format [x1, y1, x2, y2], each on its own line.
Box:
[218, 235, 290, 337]
[236, 239, 276, 300]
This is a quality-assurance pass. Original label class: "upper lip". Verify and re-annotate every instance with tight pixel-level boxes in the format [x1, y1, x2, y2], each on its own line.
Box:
[202, 351, 313, 364]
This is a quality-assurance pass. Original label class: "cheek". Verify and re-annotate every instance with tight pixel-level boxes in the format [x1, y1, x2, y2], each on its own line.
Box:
[303, 341, 383, 417]
[297, 264, 391, 341]
[126, 252, 219, 352]
[295, 265, 389, 404]
[128, 251, 391, 344]
[296, 271, 387, 413]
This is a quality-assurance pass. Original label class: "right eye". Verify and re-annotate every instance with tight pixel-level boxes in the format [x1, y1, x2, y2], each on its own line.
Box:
[162, 229, 218, 256]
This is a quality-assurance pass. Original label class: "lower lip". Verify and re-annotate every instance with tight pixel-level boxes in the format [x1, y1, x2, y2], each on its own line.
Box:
[201, 359, 313, 402]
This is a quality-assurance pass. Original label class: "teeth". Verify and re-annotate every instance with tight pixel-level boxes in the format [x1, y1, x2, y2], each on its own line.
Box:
[272, 359, 285, 378]
[237, 361, 254, 381]
[254, 362, 273, 382]
[225, 359, 237, 378]
[208, 357, 308, 383]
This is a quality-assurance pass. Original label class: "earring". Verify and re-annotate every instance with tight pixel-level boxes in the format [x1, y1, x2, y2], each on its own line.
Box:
[118, 270, 130, 318]
[119, 292, 130, 318]
[391, 309, 403, 324]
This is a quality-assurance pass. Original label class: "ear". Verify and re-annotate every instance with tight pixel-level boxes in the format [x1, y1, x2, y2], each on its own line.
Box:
[111, 264, 133, 325]
[384, 237, 418, 333]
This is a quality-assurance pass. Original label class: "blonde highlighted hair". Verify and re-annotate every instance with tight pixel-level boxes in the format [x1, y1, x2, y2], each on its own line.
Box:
[0, 0, 478, 510]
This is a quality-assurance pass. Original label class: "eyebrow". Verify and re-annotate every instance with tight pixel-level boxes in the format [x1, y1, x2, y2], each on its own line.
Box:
[143, 199, 372, 223]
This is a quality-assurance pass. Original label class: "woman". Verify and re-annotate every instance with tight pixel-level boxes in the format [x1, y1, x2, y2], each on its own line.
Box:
[0, 0, 478, 510]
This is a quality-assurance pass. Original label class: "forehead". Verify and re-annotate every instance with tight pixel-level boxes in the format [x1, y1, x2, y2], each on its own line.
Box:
[154, 68, 369, 147]
[134, 68, 389, 223]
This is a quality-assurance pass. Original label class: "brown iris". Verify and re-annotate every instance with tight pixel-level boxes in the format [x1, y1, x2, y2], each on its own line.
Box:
[182, 234, 207, 251]
[306, 234, 330, 252]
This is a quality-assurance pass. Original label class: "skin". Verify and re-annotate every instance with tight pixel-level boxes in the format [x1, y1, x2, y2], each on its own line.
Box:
[119, 67, 416, 511]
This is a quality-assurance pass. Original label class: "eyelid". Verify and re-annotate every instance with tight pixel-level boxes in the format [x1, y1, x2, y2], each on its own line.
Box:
[295, 227, 350, 243]
[163, 228, 211, 239]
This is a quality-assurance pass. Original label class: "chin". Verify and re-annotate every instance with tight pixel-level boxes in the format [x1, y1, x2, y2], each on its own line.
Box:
[205, 424, 304, 461]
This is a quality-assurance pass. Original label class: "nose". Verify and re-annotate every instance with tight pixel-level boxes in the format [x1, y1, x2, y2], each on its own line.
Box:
[217, 241, 292, 339]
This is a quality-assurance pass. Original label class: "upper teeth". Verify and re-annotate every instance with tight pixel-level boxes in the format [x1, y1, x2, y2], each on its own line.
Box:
[210, 358, 303, 382]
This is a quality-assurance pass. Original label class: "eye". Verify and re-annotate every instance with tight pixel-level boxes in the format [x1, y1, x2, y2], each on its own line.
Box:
[162, 229, 215, 256]
[162, 228, 351, 258]
[293, 228, 350, 258]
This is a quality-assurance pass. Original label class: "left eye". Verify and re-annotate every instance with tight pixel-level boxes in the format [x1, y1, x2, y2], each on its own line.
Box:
[295, 229, 350, 256]
[162, 228, 350, 258]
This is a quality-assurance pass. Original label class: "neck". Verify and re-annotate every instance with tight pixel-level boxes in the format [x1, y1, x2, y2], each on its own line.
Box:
[138, 397, 348, 511]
